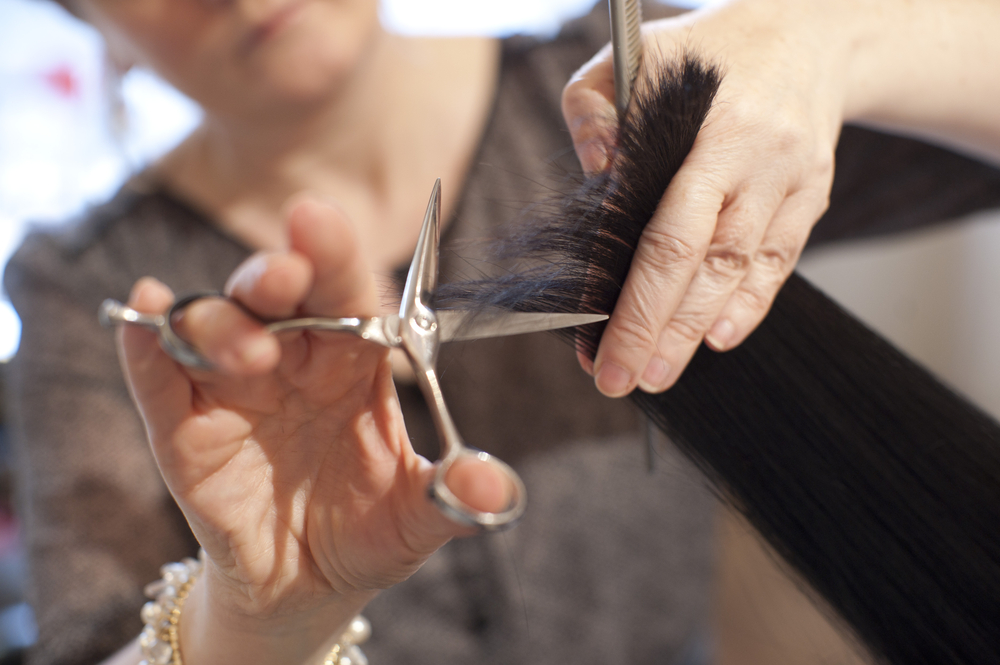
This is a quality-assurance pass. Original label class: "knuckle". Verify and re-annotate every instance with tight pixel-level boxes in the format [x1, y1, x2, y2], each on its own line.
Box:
[735, 283, 773, 314]
[610, 314, 658, 352]
[811, 146, 835, 180]
[665, 313, 706, 345]
[756, 222, 807, 271]
[810, 187, 832, 217]
[720, 100, 769, 134]
[703, 245, 752, 280]
[639, 226, 701, 272]
[755, 242, 800, 274]
[772, 122, 811, 155]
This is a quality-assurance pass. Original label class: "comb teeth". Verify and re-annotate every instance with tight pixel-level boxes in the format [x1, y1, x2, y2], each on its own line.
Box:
[624, 0, 642, 82]
[610, 0, 644, 118]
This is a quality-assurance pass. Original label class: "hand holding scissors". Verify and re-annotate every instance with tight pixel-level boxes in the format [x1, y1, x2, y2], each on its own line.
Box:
[104, 181, 605, 531]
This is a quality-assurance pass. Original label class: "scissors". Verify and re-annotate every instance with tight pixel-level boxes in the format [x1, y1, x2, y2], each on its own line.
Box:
[100, 179, 607, 530]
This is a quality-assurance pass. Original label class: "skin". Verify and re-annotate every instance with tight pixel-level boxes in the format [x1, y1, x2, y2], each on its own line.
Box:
[117, 201, 509, 664]
[55, 0, 1000, 662]
[68, 0, 500, 663]
[562, 0, 1000, 398]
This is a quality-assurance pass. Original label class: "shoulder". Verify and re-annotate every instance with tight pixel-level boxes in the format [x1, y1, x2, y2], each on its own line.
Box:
[4, 179, 248, 376]
[4, 178, 247, 317]
[498, 2, 687, 95]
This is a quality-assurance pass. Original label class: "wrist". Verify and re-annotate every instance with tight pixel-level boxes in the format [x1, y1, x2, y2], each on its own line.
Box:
[179, 559, 376, 665]
[841, 0, 1000, 162]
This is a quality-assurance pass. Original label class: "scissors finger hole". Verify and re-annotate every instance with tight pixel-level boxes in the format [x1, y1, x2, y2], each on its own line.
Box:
[163, 292, 255, 371]
[432, 450, 527, 530]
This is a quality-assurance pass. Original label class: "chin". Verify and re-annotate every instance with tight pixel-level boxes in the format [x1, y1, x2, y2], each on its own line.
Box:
[258, 38, 362, 104]
[243, 0, 380, 110]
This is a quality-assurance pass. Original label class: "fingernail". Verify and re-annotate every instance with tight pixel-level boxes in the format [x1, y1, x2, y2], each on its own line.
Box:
[595, 362, 631, 397]
[129, 277, 157, 305]
[639, 357, 671, 391]
[706, 319, 735, 351]
[239, 336, 275, 368]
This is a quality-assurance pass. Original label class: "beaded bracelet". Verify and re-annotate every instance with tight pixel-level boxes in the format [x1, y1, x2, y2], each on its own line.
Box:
[138, 550, 371, 665]
[138, 550, 205, 665]
[323, 615, 372, 665]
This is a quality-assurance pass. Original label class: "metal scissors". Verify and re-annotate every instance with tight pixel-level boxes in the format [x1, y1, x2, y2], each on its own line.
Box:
[100, 179, 607, 530]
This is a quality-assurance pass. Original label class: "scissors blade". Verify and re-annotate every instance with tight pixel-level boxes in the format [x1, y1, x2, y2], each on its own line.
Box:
[609, 0, 643, 118]
[400, 178, 442, 320]
[437, 309, 609, 343]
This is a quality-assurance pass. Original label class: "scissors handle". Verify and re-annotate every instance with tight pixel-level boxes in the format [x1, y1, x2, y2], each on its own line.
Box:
[100, 295, 218, 370]
[100, 293, 400, 370]
[101, 292, 528, 529]
[414, 362, 527, 530]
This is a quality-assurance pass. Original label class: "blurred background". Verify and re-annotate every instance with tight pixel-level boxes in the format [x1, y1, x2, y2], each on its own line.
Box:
[0, 0, 997, 658]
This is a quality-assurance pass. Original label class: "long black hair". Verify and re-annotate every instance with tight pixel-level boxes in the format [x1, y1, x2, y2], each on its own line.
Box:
[438, 55, 1000, 665]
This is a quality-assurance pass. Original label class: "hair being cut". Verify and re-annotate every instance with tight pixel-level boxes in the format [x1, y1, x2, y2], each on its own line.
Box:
[438, 55, 1000, 665]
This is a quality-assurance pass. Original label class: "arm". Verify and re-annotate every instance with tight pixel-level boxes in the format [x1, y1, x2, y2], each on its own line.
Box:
[562, 0, 1000, 396]
[844, 0, 1000, 165]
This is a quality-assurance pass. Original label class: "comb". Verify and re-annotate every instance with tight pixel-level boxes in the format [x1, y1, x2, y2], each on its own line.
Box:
[609, 0, 643, 118]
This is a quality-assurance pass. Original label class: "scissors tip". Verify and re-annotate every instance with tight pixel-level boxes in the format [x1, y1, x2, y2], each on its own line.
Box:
[400, 180, 444, 314]
[428, 179, 441, 225]
[420, 179, 442, 249]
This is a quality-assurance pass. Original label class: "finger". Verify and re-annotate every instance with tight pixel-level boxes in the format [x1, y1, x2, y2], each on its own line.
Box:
[224, 250, 313, 320]
[118, 278, 193, 444]
[285, 197, 379, 317]
[385, 453, 521, 562]
[562, 44, 618, 174]
[636, 184, 784, 392]
[706, 186, 828, 351]
[173, 296, 280, 376]
[443, 457, 514, 516]
[593, 166, 726, 397]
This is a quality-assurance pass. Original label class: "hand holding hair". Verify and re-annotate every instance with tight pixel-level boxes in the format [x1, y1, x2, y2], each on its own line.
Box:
[116, 198, 499, 664]
[443, 38, 1000, 661]
[562, 0, 1000, 397]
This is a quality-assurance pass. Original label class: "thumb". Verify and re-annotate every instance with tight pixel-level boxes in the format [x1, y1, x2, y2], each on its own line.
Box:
[562, 44, 618, 175]
[395, 455, 518, 551]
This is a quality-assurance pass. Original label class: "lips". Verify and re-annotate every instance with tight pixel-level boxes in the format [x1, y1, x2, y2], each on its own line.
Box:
[245, 0, 309, 49]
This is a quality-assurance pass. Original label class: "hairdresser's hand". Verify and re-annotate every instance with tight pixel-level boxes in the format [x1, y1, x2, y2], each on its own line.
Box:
[117, 198, 505, 664]
[563, 0, 851, 395]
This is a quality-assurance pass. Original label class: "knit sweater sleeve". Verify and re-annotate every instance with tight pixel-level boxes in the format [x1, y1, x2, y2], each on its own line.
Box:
[2, 200, 212, 665]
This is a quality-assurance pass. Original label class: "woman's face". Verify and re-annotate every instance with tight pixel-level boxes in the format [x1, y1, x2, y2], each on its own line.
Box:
[75, 0, 382, 119]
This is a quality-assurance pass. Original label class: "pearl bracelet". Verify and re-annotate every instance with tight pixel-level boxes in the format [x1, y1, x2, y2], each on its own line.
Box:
[323, 615, 371, 665]
[138, 550, 205, 665]
[138, 550, 371, 665]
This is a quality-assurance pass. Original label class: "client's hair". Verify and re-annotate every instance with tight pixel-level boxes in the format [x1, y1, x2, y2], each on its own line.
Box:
[438, 56, 1000, 665]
